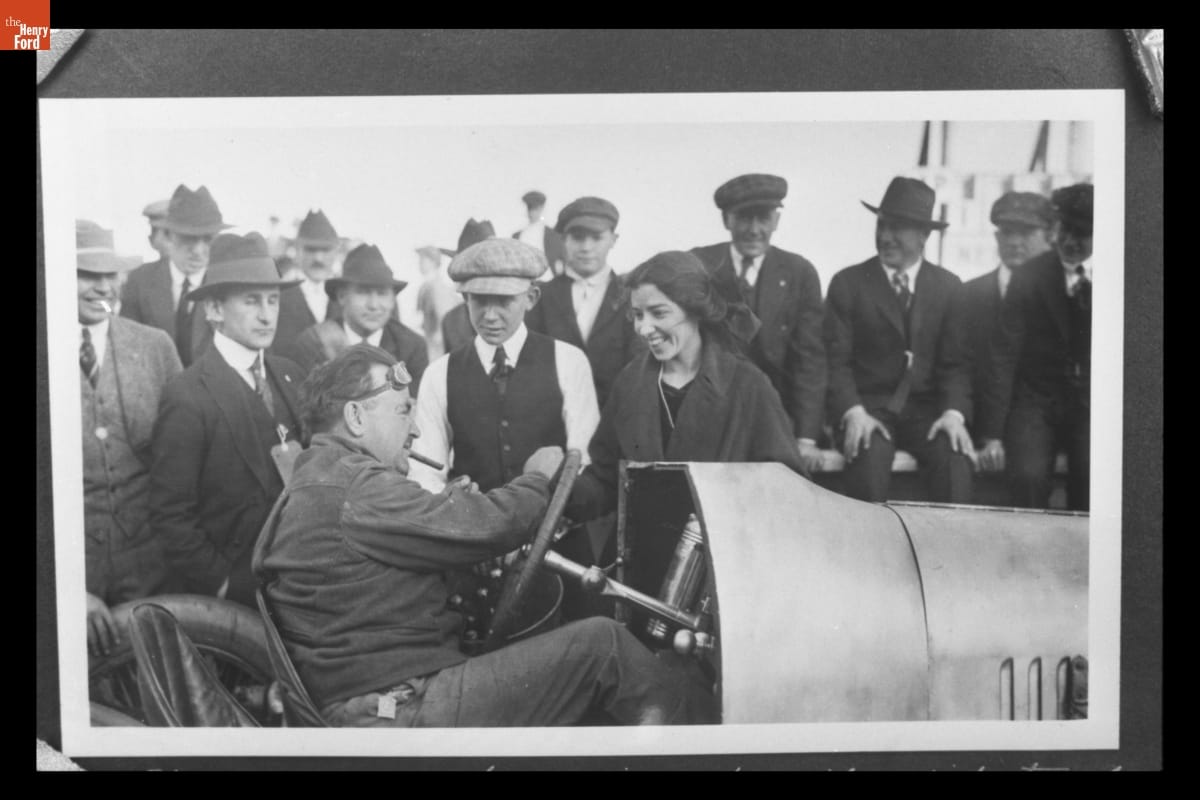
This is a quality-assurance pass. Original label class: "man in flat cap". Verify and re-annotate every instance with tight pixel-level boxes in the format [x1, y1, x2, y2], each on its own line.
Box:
[283, 243, 429, 390]
[441, 218, 498, 355]
[120, 184, 231, 367]
[150, 232, 306, 608]
[253, 344, 711, 727]
[75, 220, 183, 658]
[824, 176, 973, 503]
[526, 196, 643, 410]
[273, 210, 343, 356]
[513, 190, 566, 278]
[141, 197, 172, 274]
[415, 244, 461, 361]
[978, 183, 1093, 510]
[966, 191, 1053, 471]
[690, 173, 826, 476]
[409, 238, 600, 495]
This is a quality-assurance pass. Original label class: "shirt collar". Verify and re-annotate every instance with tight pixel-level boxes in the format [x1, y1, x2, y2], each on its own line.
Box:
[565, 264, 612, 288]
[84, 317, 110, 342]
[212, 328, 262, 374]
[473, 322, 528, 367]
[344, 322, 384, 348]
[1063, 258, 1092, 282]
[729, 244, 765, 271]
[170, 260, 206, 290]
[881, 257, 922, 286]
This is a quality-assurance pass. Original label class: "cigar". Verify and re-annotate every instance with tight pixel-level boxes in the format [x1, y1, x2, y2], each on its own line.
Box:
[408, 450, 444, 470]
[98, 300, 113, 314]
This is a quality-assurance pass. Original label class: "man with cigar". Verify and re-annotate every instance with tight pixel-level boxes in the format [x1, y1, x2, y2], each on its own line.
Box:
[253, 344, 710, 726]
[150, 232, 306, 607]
[120, 184, 231, 367]
[978, 183, 1093, 511]
[824, 176, 973, 503]
[76, 220, 183, 656]
[273, 210, 343, 356]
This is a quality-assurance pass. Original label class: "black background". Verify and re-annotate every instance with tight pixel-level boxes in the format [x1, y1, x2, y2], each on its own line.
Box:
[32, 29, 1162, 771]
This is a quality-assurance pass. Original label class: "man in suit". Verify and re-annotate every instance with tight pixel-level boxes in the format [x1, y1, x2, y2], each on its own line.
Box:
[283, 243, 429, 391]
[273, 209, 342, 356]
[978, 184, 1093, 511]
[120, 184, 232, 367]
[140, 197, 171, 272]
[441, 218, 497, 355]
[824, 176, 974, 503]
[76, 220, 184, 657]
[150, 232, 306, 608]
[526, 196, 643, 410]
[965, 191, 1053, 469]
[690, 173, 826, 476]
[513, 190, 566, 277]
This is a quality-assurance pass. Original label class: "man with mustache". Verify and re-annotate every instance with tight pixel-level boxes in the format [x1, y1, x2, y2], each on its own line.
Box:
[690, 174, 826, 476]
[409, 238, 600, 494]
[273, 209, 343, 356]
[149, 232, 306, 607]
[824, 176, 974, 504]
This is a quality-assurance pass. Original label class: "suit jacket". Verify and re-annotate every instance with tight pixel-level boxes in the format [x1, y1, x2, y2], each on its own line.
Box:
[272, 284, 339, 359]
[977, 250, 1088, 440]
[824, 256, 971, 424]
[525, 272, 644, 408]
[149, 345, 304, 601]
[119, 259, 213, 366]
[569, 340, 804, 521]
[513, 225, 566, 272]
[962, 268, 1004, 427]
[283, 318, 430, 393]
[690, 243, 826, 440]
[441, 303, 475, 355]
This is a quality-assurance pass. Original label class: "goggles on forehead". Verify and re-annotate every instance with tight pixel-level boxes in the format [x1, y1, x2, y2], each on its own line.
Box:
[347, 360, 412, 402]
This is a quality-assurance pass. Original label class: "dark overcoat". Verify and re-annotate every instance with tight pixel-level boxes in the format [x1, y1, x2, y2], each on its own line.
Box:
[119, 258, 213, 366]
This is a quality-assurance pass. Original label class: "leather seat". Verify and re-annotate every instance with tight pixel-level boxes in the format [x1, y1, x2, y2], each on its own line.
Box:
[255, 588, 330, 727]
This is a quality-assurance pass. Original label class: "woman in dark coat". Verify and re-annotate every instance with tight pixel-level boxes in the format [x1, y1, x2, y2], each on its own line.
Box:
[569, 250, 804, 523]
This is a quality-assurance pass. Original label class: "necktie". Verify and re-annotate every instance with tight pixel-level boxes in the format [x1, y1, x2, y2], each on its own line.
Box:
[80, 327, 98, 387]
[1070, 266, 1091, 310]
[175, 276, 193, 364]
[892, 269, 912, 312]
[252, 352, 275, 415]
[490, 345, 511, 395]
[739, 256, 755, 302]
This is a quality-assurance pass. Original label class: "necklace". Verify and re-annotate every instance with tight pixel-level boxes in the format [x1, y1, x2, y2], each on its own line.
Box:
[658, 365, 675, 431]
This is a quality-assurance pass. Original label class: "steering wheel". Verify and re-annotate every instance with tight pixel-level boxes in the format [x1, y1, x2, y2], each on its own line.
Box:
[484, 449, 583, 651]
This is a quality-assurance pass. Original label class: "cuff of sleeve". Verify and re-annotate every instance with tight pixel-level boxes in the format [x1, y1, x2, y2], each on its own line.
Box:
[944, 409, 965, 425]
[797, 438, 817, 447]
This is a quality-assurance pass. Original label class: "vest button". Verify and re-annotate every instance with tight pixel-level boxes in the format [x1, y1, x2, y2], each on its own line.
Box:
[500, 420, 509, 428]
[503, 444, 511, 452]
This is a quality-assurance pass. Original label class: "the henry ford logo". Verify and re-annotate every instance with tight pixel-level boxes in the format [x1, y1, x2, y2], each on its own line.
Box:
[5, 17, 48, 49]
[3, 0, 50, 52]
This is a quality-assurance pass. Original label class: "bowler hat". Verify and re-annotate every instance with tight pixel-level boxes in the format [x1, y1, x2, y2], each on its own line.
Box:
[449, 239, 546, 295]
[162, 184, 233, 236]
[295, 209, 340, 246]
[714, 174, 788, 214]
[991, 191, 1053, 228]
[555, 196, 620, 234]
[142, 198, 170, 229]
[862, 177, 949, 230]
[522, 190, 547, 208]
[325, 244, 408, 299]
[76, 219, 136, 273]
[187, 232, 301, 302]
[1051, 183, 1093, 235]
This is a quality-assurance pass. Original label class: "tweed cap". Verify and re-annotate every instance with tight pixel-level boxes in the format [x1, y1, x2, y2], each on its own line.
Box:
[714, 173, 788, 213]
[555, 196, 620, 234]
[187, 232, 301, 301]
[162, 184, 233, 236]
[862, 176, 948, 230]
[991, 191, 1052, 228]
[1051, 183, 1093, 235]
[142, 198, 170, 229]
[326, 243, 408, 299]
[449, 239, 547, 295]
[295, 209, 340, 246]
[522, 190, 547, 208]
[77, 219, 136, 273]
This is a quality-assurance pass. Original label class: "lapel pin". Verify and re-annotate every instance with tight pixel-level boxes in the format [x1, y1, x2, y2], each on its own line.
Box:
[284, 375, 292, 383]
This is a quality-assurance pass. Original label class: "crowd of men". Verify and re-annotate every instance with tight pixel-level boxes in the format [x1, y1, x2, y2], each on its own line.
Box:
[76, 174, 1094, 721]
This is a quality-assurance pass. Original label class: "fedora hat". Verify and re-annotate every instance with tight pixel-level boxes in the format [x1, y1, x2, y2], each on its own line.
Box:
[76, 219, 136, 273]
[295, 209, 340, 246]
[187, 232, 301, 302]
[162, 184, 233, 236]
[862, 177, 948, 230]
[448, 218, 496, 256]
[325, 244, 408, 299]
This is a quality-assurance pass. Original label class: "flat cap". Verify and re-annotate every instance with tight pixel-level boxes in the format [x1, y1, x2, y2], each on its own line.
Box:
[449, 238, 547, 295]
[1051, 183, 1093, 235]
[714, 173, 787, 213]
[522, 190, 547, 208]
[142, 198, 170, 225]
[555, 196, 619, 234]
[991, 191, 1053, 228]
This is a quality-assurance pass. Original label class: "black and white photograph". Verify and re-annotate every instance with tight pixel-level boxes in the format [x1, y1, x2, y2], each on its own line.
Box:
[34, 30, 1161, 770]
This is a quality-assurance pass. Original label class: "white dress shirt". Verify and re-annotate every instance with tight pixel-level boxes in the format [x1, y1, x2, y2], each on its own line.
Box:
[517, 220, 547, 252]
[881, 257, 922, 295]
[83, 318, 110, 371]
[1063, 258, 1092, 295]
[212, 329, 264, 391]
[996, 263, 1012, 300]
[343, 323, 383, 348]
[408, 323, 600, 492]
[169, 262, 206, 311]
[729, 245, 764, 287]
[300, 279, 329, 323]
[566, 265, 613, 343]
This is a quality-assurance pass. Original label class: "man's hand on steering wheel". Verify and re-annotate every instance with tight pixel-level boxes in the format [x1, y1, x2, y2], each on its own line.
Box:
[523, 446, 565, 482]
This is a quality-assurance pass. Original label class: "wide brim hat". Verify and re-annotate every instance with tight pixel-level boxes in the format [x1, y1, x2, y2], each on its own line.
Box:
[325, 243, 408, 299]
[76, 219, 138, 273]
[862, 176, 948, 230]
[294, 209, 341, 247]
[449, 238, 547, 295]
[162, 184, 234, 236]
[187, 231, 301, 301]
[555, 196, 620, 234]
[450, 218, 496, 255]
[714, 173, 788, 214]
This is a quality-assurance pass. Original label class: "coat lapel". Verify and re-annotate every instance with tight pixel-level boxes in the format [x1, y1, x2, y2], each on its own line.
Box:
[265, 354, 302, 434]
[665, 343, 730, 461]
[548, 276, 584, 346]
[1040, 255, 1072, 343]
[198, 348, 274, 494]
[620, 355, 666, 462]
[867, 259, 907, 340]
[755, 248, 788, 325]
[908, 260, 940, 356]
[587, 271, 626, 344]
[149, 261, 176, 332]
